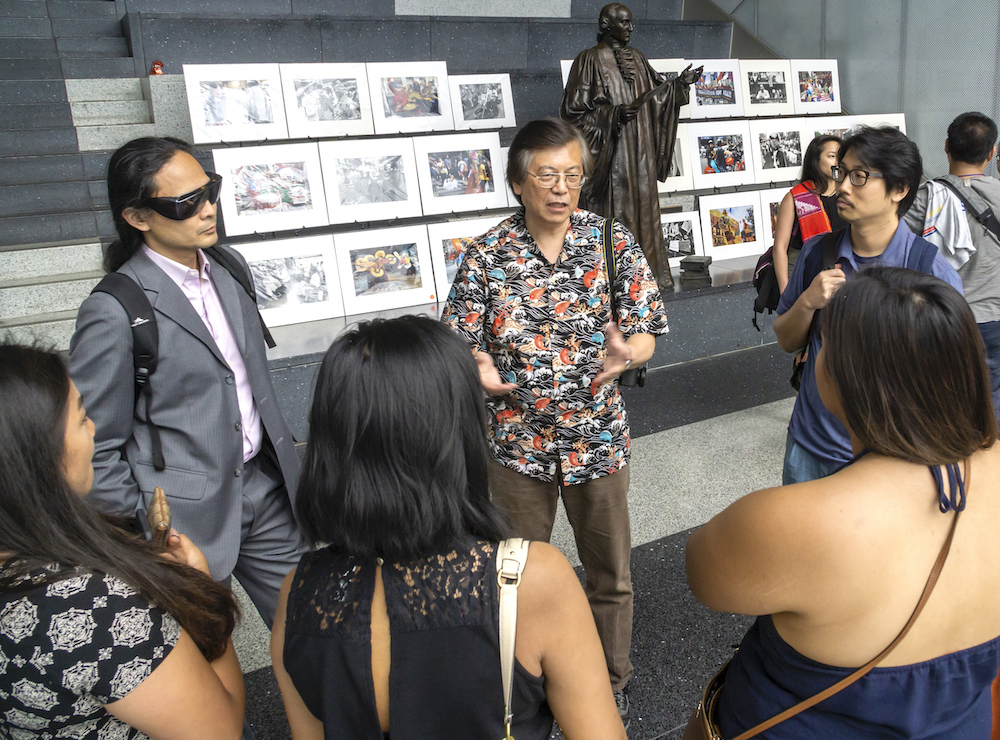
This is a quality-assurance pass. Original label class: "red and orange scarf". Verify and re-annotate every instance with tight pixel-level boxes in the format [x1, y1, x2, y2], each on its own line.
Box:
[791, 180, 833, 242]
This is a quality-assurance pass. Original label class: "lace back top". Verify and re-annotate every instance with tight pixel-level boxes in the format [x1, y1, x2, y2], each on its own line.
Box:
[282, 540, 552, 740]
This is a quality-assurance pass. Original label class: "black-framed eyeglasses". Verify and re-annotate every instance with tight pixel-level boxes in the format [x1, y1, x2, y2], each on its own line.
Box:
[144, 173, 223, 220]
[830, 165, 885, 187]
[527, 172, 588, 189]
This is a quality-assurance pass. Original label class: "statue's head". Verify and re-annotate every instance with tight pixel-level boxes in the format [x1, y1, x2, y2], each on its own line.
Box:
[598, 3, 633, 46]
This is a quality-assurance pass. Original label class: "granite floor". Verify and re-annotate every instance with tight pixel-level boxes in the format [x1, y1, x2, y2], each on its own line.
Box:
[233, 342, 797, 739]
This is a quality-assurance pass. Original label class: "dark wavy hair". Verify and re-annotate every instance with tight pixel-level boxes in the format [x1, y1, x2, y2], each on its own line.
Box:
[297, 315, 508, 559]
[800, 134, 842, 195]
[104, 137, 193, 273]
[822, 267, 996, 463]
[0, 343, 237, 661]
[839, 126, 923, 216]
[947, 111, 998, 165]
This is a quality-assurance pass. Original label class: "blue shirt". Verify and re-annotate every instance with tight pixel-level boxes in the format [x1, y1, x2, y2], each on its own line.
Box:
[776, 222, 964, 466]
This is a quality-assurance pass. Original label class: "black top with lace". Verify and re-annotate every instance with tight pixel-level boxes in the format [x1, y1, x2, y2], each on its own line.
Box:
[283, 540, 553, 740]
[0, 561, 180, 739]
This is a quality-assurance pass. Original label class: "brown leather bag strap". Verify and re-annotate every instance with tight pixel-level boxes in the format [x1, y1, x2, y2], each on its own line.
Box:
[733, 462, 967, 740]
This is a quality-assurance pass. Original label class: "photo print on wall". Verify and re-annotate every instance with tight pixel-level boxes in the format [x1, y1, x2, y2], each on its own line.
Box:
[367, 61, 454, 135]
[687, 59, 744, 119]
[183, 63, 289, 144]
[698, 191, 765, 260]
[279, 63, 374, 138]
[657, 123, 693, 193]
[748, 118, 812, 185]
[659, 210, 704, 267]
[648, 59, 691, 119]
[426, 216, 509, 300]
[448, 74, 516, 130]
[412, 132, 508, 215]
[689, 120, 755, 189]
[738, 59, 795, 117]
[318, 137, 422, 224]
[790, 59, 841, 115]
[757, 187, 791, 252]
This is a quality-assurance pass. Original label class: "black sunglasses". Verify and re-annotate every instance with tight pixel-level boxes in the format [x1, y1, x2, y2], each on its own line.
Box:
[144, 173, 223, 220]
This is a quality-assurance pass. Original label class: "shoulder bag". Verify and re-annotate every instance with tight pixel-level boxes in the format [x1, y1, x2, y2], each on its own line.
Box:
[497, 537, 530, 740]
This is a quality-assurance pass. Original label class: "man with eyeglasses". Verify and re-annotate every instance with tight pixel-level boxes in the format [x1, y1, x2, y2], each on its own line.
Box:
[773, 126, 962, 484]
[69, 137, 305, 628]
[442, 118, 667, 728]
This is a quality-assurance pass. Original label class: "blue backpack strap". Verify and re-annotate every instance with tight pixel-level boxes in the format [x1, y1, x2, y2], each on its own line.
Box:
[906, 236, 939, 274]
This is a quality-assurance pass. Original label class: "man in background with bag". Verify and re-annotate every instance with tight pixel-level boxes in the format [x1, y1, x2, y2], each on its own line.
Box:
[903, 111, 1000, 417]
[442, 118, 667, 729]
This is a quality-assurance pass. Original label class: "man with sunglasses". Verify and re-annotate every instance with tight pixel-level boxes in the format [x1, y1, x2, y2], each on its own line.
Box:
[69, 137, 305, 628]
[443, 119, 667, 727]
[773, 126, 962, 485]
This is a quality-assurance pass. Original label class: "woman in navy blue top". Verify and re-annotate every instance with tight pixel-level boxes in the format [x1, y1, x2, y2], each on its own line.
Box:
[687, 267, 1000, 738]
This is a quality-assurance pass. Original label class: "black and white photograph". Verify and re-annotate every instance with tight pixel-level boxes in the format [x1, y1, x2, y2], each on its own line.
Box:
[232, 236, 344, 326]
[335, 225, 438, 313]
[367, 62, 454, 135]
[318, 138, 422, 224]
[280, 63, 374, 138]
[657, 124, 694, 193]
[412, 132, 508, 215]
[660, 210, 704, 267]
[449, 74, 516, 130]
[213, 142, 328, 236]
[748, 71, 787, 104]
[758, 131, 802, 169]
[739, 60, 794, 117]
[749, 119, 809, 185]
[689, 121, 755, 189]
[688, 60, 745, 118]
[184, 63, 289, 143]
[699, 191, 764, 259]
[791, 59, 841, 114]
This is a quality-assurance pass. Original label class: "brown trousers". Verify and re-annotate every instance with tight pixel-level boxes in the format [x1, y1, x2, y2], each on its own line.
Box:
[488, 458, 633, 689]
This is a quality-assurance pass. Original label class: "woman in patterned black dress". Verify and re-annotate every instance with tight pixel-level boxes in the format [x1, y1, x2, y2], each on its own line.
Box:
[0, 344, 244, 739]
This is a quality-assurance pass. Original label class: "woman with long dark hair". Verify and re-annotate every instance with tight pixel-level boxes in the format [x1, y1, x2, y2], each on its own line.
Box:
[772, 134, 846, 293]
[0, 343, 244, 739]
[687, 268, 1000, 737]
[270, 315, 626, 740]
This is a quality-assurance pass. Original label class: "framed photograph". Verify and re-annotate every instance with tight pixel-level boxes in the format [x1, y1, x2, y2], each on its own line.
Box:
[852, 112, 907, 134]
[366, 61, 454, 135]
[449, 74, 516, 130]
[807, 115, 858, 140]
[756, 187, 790, 252]
[213, 142, 328, 237]
[791, 59, 841, 115]
[660, 210, 704, 267]
[334, 225, 439, 313]
[739, 59, 794, 117]
[231, 235, 344, 327]
[318, 137, 422, 225]
[687, 59, 744, 119]
[649, 58, 691, 119]
[426, 216, 503, 298]
[688, 120, 755, 190]
[183, 64, 288, 144]
[500, 146, 519, 207]
[411, 132, 508, 215]
[657, 123, 694, 193]
[699, 191, 765, 260]
[561, 59, 574, 87]
[279, 63, 373, 139]
[749, 118, 809, 185]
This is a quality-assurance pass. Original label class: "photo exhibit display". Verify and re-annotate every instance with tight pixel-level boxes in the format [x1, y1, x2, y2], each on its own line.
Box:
[250, 254, 329, 310]
[448, 74, 516, 130]
[698, 135, 746, 174]
[428, 149, 495, 198]
[231, 161, 312, 216]
[662, 219, 696, 258]
[367, 62, 454, 135]
[738, 60, 794, 117]
[798, 70, 835, 103]
[183, 63, 288, 143]
[350, 243, 424, 297]
[668, 136, 684, 177]
[648, 59, 690, 119]
[335, 156, 408, 205]
[757, 187, 792, 251]
[708, 205, 756, 248]
[293, 78, 361, 121]
[758, 131, 802, 170]
[459, 83, 504, 120]
[699, 191, 764, 260]
[790, 59, 840, 114]
[335, 226, 437, 312]
[426, 217, 507, 299]
[658, 123, 693, 193]
[696, 70, 736, 107]
[318, 138, 422, 224]
[200, 80, 276, 126]
[279, 63, 374, 138]
[380, 76, 441, 118]
[689, 121, 754, 189]
[412, 132, 507, 215]
[748, 71, 787, 105]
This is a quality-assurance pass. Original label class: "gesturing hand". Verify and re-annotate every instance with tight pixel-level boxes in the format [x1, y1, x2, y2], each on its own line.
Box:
[475, 350, 518, 396]
[678, 64, 704, 86]
[593, 322, 633, 387]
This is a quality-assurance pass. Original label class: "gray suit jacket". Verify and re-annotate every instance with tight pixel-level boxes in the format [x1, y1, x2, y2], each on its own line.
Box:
[69, 247, 300, 580]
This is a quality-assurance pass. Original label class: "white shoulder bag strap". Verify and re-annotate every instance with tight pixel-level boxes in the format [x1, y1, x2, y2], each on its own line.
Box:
[497, 537, 530, 740]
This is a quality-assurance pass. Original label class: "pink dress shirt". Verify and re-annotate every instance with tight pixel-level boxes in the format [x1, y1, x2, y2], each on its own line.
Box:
[142, 245, 262, 462]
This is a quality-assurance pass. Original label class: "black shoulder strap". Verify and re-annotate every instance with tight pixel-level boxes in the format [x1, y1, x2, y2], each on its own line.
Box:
[907, 237, 939, 274]
[91, 273, 166, 472]
[204, 246, 276, 349]
[934, 177, 1000, 242]
[602, 218, 617, 320]
[801, 229, 842, 288]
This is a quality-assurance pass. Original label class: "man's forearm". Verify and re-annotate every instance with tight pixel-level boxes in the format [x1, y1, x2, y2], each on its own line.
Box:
[773, 300, 815, 353]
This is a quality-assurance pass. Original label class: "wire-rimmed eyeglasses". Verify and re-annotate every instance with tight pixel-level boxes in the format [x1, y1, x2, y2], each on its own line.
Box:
[526, 172, 588, 189]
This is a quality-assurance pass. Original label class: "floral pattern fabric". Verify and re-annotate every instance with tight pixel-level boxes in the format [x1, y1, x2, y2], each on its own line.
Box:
[442, 208, 668, 484]
[0, 563, 180, 739]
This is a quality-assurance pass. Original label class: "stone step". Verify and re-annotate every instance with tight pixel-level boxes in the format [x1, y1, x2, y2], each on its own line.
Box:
[0, 17, 51, 38]
[0, 153, 86, 186]
[0, 79, 70, 104]
[0, 241, 103, 281]
[65, 76, 142, 101]
[0, 181, 91, 218]
[57, 36, 128, 57]
[0, 126, 79, 156]
[0, 209, 113, 247]
[47, 1, 119, 19]
[51, 17, 122, 38]
[61, 56, 134, 78]
[71, 99, 150, 126]
[0, 57, 62, 79]
[0, 311, 77, 352]
[0, 271, 100, 317]
[0, 102, 74, 129]
[0, 37, 57, 57]
[0, 2, 50, 19]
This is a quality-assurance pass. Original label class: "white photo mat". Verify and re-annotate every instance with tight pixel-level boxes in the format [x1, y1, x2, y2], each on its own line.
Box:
[231, 235, 345, 326]
[699, 191, 765, 260]
[791, 59, 841, 115]
[649, 58, 691, 120]
[334, 225, 439, 313]
[366, 61, 454, 135]
[806, 115, 858, 140]
[213, 142, 329, 237]
[756, 187, 791, 252]
[318, 137, 422, 225]
[411, 132, 508, 215]
[852, 112, 907, 134]
[500, 147, 518, 207]
[279, 62, 374, 139]
[449, 73, 516, 130]
[659, 210, 704, 267]
[183, 63, 288, 144]
[688, 120, 755, 190]
[687, 59, 744, 119]
[749, 117, 810, 186]
[739, 59, 795, 118]
[560, 59, 574, 87]
[426, 216, 506, 299]
[658, 123, 694, 193]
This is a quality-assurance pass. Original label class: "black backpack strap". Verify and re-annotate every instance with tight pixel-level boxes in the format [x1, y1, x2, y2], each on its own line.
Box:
[906, 236, 940, 274]
[602, 218, 617, 321]
[796, 230, 842, 353]
[204, 246, 276, 349]
[934, 177, 1000, 242]
[91, 273, 166, 472]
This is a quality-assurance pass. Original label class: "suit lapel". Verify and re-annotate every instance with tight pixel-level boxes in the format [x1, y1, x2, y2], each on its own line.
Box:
[126, 250, 229, 368]
[208, 255, 248, 357]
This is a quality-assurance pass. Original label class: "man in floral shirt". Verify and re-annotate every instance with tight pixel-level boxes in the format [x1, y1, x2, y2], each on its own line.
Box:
[442, 118, 668, 726]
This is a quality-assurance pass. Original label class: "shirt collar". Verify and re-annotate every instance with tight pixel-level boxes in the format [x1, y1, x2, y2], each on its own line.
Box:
[836, 220, 913, 271]
[142, 244, 210, 287]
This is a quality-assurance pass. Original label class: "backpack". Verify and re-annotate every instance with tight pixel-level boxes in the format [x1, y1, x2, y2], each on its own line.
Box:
[752, 247, 779, 330]
[933, 177, 1000, 243]
[90, 246, 274, 472]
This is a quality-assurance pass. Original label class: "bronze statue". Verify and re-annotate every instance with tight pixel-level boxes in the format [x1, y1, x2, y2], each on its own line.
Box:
[561, 3, 701, 290]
